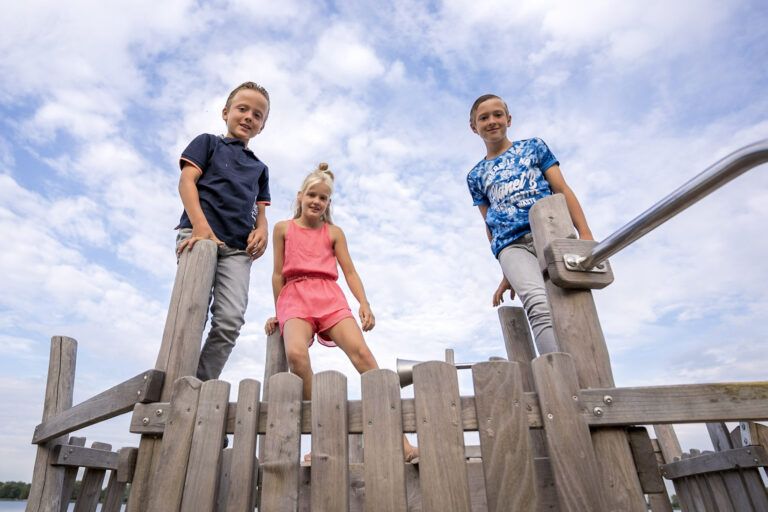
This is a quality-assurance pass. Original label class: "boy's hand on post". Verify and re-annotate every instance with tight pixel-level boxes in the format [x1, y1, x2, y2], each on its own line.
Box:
[359, 303, 375, 331]
[492, 277, 515, 307]
[264, 316, 279, 335]
[177, 224, 223, 255]
[247, 227, 268, 260]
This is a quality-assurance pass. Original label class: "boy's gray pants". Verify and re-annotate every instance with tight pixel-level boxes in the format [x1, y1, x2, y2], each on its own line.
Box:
[497, 234, 558, 355]
[177, 229, 252, 381]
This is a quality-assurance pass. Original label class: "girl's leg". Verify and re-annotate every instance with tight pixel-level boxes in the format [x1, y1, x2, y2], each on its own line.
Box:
[323, 318, 419, 461]
[283, 318, 315, 400]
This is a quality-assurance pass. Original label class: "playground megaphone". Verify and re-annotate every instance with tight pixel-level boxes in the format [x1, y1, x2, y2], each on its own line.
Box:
[396, 358, 474, 388]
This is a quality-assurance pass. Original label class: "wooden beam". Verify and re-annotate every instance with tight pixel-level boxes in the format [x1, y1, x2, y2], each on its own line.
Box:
[660, 446, 768, 479]
[50, 444, 120, 470]
[33, 369, 164, 444]
[580, 382, 768, 425]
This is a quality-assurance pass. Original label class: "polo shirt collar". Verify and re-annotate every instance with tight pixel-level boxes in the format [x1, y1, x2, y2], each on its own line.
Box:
[221, 135, 255, 155]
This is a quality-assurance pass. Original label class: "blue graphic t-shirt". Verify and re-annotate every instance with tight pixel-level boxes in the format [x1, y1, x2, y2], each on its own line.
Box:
[467, 138, 558, 257]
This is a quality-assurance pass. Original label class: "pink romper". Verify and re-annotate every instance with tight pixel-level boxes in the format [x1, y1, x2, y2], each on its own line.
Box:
[276, 220, 353, 346]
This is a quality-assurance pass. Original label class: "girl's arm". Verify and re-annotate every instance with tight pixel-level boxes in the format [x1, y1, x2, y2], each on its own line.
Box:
[543, 164, 594, 241]
[265, 221, 287, 334]
[331, 225, 375, 331]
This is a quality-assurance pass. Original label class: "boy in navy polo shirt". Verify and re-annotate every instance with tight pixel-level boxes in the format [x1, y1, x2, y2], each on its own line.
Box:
[467, 94, 594, 355]
[176, 81, 271, 381]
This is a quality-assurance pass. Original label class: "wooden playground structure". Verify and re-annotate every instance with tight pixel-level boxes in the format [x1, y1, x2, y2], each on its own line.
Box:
[24, 142, 768, 511]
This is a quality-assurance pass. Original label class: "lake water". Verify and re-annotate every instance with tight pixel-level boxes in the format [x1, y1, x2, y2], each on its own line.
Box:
[0, 503, 124, 511]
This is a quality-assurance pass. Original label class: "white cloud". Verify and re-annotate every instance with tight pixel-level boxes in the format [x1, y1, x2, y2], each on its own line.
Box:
[308, 24, 387, 87]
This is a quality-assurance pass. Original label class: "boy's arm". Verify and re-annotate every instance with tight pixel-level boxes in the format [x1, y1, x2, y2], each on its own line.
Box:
[544, 164, 594, 241]
[331, 225, 375, 331]
[246, 203, 269, 260]
[178, 163, 222, 253]
[265, 221, 286, 335]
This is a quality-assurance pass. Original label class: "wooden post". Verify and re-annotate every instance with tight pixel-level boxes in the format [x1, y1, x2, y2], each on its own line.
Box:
[226, 379, 261, 512]
[73, 441, 112, 512]
[128, 240, 218, 511]
[529, 195, 647, 512]
[532, 352, 608, 511]
[26, 336, 77, 512]
[259, 331, 288, 460]
[311, 371, 349, 511]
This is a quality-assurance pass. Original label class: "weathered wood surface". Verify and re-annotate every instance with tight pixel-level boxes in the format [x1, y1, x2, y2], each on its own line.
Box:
[532, 353, 607, 512]
[51, 444, 119, 470]
[131, 393, 544, 435]
[73, 442, 111, 512]
[129, 240, 218, 512]
[260, 373, 303, 512]
[116, 447, 138, 483]
[740, 420, 768, 447]
[101, 470, 127, 512]
[413, 361, 470, 512]
[626, 427, 666, 493]
[146, 376, 202, 512]
[26, 336, 77, 512]
[653, 424, 683, 463]
[582, 382, 768, 425]
[530, 195, 646, 512]
[225, 379, 261, 512]
[59, 436, 85, 509]
[260, 330, 288, 461]
[472, 361, 536, 512]
[541, 238, 614, 289]
[180, 379, 231, 512]
[311, 371, 349, 512]
[33, 369, 164, 444]
[361, 370, 407, 512]
[216, 448, 233, 512]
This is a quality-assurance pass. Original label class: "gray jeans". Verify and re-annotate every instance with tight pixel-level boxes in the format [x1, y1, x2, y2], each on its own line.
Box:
[498, 234, 557, 354]
[176, 229, 252, 381]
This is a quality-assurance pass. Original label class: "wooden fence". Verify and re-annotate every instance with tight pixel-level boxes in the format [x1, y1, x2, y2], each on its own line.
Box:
[25, 194, 768, 511]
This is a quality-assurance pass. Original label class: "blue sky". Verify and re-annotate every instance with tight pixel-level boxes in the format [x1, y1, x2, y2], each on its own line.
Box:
[1, 0, 767, 482]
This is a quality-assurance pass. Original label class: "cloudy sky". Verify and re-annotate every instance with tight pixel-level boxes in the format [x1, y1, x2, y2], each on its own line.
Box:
[1, 0, 766, 482]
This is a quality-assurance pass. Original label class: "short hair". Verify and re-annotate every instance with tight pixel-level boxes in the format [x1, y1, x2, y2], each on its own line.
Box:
[293, 163, 335, 224]
[469, 94, 509, 127]
[225, 81, 270, 112]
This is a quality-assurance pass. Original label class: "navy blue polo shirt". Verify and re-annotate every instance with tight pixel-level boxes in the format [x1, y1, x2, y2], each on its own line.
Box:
[176, 134, 270, 250]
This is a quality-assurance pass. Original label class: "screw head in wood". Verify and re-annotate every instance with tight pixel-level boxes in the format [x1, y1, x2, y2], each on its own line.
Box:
[603, 395, 613, 405]
[593, 407, 604, 416]
[142, 417, 150, 425]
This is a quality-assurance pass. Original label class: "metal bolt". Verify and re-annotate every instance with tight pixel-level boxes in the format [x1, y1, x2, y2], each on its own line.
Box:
[142, 417, 150, 425]
[547, 413, 554, 420]
[143, 375, 148, 380]
[593, 407, 604, 416]
[155, 409, 163, 416]
[137, 390, 142, 396]
[572, 395, 578, 401]
[603, 395, 613, 405]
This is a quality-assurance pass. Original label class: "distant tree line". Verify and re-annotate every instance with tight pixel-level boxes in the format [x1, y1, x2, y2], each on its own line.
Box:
[0, 481, 31, 499]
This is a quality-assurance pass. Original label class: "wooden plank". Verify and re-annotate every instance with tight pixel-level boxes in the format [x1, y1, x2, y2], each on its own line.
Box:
[259, 330, 288, 461]
[741, 467, 768, 510]
[225, 379, 261, 512]
[648, 493, 674, 512]
[580, 382, 768, 425]
[685, 475, 710, 511]
[73, 442, 112, 512]
[413, 361, 471, 512]
[532, 352, 607, 511]
[33, 369, 164, 444]
[216, 448, 233, 512]
[707, 422, 734, 452]
[719, 470, 755, 511]
[472, 361, 536, 512]
[626, 427, 666, 493]
[530, 195, 647, 512]
[740, 421, 768, 448]
[116, 447, 138, 483]
[131, 392, 545, 436]
[542, 238, 614, 289]
[260, 373, 303, 512]
[129, 240, 218, 511]
[661, 446, 768, 479]
[59, 436, 86, 512]
[533, 456, 560, 511]
[102, 470, 127, 512]
[180, 379, 231, 512]
[51, 444, 119, 470]
[706, 472, 736, 512]
[27, 336, 77, 512]
[674, 477, 697, 512]
[653, 425, 683, 463]
[146, 376, 202, 512]
[361, 369, 407, 512]
[311, 371, 349, 511]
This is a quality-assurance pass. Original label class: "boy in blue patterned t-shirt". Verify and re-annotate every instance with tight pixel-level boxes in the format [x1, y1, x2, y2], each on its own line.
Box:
[467, 94, 593, 354]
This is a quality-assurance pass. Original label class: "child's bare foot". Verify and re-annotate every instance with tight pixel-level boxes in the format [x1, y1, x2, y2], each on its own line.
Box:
[403, 439, 419, 463]
[303, 452, 312, 463]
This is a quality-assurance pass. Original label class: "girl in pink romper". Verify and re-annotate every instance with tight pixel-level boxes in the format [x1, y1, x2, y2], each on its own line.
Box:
[265, 163, 418, 462]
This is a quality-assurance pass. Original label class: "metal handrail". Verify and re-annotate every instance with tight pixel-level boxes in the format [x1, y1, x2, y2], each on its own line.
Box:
[573, 139, 768, 271]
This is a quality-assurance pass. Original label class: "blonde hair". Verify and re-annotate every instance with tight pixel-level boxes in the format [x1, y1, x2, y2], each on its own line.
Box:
[293, 162, 335, 224]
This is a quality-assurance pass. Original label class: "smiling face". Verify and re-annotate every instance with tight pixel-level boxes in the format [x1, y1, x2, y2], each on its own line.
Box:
[471, 97, 512, 145]
[222, 88, 269, 144]
[298, 182, 332, 222]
